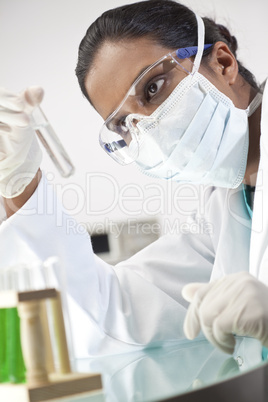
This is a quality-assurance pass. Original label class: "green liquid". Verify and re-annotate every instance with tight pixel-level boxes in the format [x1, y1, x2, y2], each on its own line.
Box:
[0, 309, 8, 382]
[0, 308, 26, 383]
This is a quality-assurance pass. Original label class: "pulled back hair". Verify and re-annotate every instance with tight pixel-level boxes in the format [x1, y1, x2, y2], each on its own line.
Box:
[75, 0, 258, 102]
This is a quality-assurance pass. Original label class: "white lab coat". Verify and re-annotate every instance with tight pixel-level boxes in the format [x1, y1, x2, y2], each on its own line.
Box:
[0, 82, 267, 357]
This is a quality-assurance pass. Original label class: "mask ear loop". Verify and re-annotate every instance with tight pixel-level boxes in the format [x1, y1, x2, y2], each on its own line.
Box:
[246, 91, 263, 117]
[192, 14, 205, 74]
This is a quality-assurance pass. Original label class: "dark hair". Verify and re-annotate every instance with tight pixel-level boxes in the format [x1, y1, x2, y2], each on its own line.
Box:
[75, 0, 258, 102]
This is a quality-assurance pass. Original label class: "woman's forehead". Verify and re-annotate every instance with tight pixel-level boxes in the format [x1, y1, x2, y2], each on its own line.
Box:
[85, 37, 174, 120]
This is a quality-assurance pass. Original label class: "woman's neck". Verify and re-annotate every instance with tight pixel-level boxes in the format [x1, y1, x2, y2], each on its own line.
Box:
[243, 103, 262, 187]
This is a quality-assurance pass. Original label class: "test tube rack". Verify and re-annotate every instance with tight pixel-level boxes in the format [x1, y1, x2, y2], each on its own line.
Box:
[0, 288, 102, 402]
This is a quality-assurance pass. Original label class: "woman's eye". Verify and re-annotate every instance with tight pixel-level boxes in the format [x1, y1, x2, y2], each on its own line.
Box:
[146, 78, 165, 100]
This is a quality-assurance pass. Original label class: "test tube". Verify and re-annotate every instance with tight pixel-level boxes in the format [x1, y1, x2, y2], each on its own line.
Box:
[0, 267, 26, 384]
[29, 257, 73, 373]
[6, 307, 26, 383]
[42, 257, 72, 373]
[31, 106, 75, 178]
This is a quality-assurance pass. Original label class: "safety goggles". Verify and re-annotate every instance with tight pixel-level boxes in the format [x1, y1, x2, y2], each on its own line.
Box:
[99, 14, 211, 165]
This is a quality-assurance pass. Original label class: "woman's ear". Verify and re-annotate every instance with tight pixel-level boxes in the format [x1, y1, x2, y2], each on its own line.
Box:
[207, 41, 239, 86]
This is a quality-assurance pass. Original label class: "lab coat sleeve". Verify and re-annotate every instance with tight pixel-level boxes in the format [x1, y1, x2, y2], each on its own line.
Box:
[0, 174, 214, 356]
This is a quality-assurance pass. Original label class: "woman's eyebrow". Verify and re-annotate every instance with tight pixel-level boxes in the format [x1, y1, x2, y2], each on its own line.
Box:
[105, 65, 151, 119]
[130, 65, 151, 87]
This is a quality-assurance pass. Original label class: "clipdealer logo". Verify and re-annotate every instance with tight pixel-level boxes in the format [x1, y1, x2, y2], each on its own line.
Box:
[64, 216, 213, 237]
[7, 170, 214, 236]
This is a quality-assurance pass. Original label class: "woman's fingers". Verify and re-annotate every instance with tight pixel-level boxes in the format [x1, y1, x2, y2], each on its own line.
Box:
[24, 86, 44, 107]
[0, 87, 25, 112]
[0, 109, 30, 128]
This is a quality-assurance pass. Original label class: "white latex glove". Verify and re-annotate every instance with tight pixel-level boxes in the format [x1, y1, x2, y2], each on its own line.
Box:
[182, 272, 268, 354]
[0, 86, 44, 198]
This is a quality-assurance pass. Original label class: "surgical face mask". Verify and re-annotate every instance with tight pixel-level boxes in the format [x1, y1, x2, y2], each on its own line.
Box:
[129, 72, 262, 188]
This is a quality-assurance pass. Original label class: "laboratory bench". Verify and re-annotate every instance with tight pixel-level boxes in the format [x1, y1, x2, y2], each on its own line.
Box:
[54, 337, 268, 402]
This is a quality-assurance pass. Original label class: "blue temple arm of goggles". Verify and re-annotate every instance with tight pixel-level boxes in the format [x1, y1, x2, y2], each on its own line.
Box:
[176, 44, 212, 59]
[104, 139, 127, 153]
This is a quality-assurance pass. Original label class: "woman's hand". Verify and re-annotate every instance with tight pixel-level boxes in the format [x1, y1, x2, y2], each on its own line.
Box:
[182, 272, 268, 353]
[0, 86, 44, 214]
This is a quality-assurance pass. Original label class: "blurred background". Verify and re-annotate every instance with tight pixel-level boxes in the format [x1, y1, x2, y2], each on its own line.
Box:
[1, 0, 267, 262]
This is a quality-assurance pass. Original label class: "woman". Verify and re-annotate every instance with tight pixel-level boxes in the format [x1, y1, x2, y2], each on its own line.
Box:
[0, 0, 267, 357]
